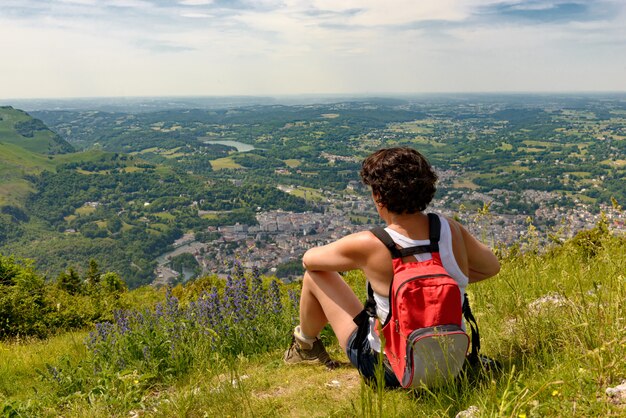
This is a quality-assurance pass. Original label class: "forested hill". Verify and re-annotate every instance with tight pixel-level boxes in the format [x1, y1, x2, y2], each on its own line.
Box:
[0, 107, 314, 288]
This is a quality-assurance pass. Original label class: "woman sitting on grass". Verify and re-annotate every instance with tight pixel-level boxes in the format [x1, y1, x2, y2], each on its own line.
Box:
[284, 146, 500, 387]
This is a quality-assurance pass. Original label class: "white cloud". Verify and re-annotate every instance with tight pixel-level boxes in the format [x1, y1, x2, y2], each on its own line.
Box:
[0, 0, 625, 98]
[106, 0, 153, 8]
[180, 12, 212, 18]
[179, 0, 214, 5]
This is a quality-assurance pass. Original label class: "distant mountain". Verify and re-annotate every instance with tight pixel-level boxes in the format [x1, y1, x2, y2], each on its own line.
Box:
[0, 106, 74, 155]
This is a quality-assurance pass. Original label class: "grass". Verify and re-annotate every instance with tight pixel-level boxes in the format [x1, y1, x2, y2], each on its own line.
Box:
[135, 147, 160, 154]
[284, 159, 301, 168]
[75, 205, 97, 216]
[0, 108, 60, 154]
[499, 165, 531, 173]
[567, 171, 592, 177]
[0, 332, 88, 402]
[389, 120, 435, 135]
[452, 178, 480, 190]
[409, 137, 446, 148]
[150, 223, 170, 232]
[0, 143, 55, 206]
[0, 143, 56, 175]
[210, 157, 243, 170]
[601, 159, 626, 168]
[122, 166, 144, 173]
[1, 225, 625, 417]
[153, 212, 176, 221]
[0, 179, 35, 207]
[521, 140, 555, 148]
[285, 186, 325, 202]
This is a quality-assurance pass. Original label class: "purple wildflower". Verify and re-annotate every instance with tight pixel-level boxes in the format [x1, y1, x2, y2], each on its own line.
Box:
[288, 289, 300, 310]
[114, 310, 130, 334]
[269, 280, 282, 315]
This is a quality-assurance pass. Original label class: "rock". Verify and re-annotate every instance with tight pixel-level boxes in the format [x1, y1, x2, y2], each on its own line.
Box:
[455, 405, 479, 418]
[528, 293, 568, 314]
[325, 379, 341, 388]
[606, 381, 626, 405]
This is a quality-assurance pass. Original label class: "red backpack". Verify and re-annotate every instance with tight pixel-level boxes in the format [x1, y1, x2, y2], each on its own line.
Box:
[356, 213, 480, 388]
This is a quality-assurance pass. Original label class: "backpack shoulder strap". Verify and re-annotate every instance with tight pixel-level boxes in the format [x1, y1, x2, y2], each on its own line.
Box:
[371, 215, 442, 259]
[427, 213, 441, 244]
[370, 227, 402, 259]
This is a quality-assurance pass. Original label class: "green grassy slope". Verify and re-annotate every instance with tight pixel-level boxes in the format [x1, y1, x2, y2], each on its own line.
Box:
[0, 106, 73, 155]
[0, 106, 73, 207]
[0, 143, 56, 206]
[1, 223, 624, 417]
[0, 107, 128, 207]
[0, 145, 118, 208]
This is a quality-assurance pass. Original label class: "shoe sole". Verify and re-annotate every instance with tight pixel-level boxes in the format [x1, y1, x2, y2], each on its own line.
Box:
[283, 357, 325, 365]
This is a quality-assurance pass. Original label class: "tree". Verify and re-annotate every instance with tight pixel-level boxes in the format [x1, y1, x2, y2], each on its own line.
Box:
[0, 255, 47, 338]
[57, 267, 83, 295]
[86, 259, 101, 288]
[101, 272, 127, 294]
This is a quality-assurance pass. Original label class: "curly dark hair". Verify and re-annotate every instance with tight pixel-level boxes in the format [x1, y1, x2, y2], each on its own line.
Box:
[359, 147, 438, 214]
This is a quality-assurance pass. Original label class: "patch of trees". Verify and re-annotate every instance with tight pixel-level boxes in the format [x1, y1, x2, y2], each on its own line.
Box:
[169, 253, 200, 277]
[14, 118, 50, 138]
[0, 214, 24, 244]
[13, 117, 75, 153]
[0, 256, 127, 339]
[198, 182, 310, 213]
[194, 231, 220, 243]
[275, 259, 304, 279]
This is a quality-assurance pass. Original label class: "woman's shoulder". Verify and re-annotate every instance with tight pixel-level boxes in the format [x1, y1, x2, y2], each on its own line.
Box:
[436, 214, 462, 238]
[326, 229, 389, 255]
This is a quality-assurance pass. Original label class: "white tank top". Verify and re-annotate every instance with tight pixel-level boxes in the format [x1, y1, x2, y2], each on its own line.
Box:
[367, 214, 469, 352]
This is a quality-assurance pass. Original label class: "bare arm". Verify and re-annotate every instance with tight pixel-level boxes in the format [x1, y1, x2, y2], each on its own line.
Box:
[451, 219, 500, 283]
[302, 231, 374, 272]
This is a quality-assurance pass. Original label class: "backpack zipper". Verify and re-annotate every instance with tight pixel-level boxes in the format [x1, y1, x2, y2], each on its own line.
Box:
[394, 273, 453, 297]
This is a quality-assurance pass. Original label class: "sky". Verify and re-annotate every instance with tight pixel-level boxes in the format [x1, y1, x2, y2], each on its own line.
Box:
[1, 0, 625, 99]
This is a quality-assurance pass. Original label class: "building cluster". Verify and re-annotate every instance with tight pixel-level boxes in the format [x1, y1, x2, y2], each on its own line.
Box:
[153, 179, 626, 286]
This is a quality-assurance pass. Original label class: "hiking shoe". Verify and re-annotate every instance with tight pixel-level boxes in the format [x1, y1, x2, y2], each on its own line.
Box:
[283, 335, 339, 369]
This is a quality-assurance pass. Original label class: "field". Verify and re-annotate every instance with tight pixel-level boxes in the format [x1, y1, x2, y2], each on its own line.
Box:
[284, 159, 301, 168]
[452, 179, 479, 190]
[210, 157, 243, 170]
[389, 120, 435, 135]
[1, 224, 624, 417]
[283, 186, 325, 202]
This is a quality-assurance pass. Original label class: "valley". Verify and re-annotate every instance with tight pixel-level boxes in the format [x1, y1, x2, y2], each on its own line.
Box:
[1, 94, 626, 287]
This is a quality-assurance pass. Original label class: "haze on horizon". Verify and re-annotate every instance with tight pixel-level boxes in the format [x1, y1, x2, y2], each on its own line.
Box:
[1, 0, 626, 100]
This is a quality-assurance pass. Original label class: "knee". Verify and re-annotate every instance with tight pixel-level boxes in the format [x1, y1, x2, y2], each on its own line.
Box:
[302, 271, 327, 292]
[302, 270, 342, 291]
[302, 270, 315, 288]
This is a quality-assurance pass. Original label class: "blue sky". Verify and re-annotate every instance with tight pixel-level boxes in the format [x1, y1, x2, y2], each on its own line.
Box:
[1, 0, 625, 98]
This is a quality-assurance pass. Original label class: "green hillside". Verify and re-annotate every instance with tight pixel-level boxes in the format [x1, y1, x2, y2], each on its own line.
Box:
[0, 107, 74, 207]
[0, 108, 189, 286]
[0, 143, 55, 207]
[0, 106, 74, 155]
[0, 222, 624, 417]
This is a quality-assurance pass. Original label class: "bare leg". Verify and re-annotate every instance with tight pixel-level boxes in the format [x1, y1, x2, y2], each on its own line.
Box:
[299, 270, 363, 350]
